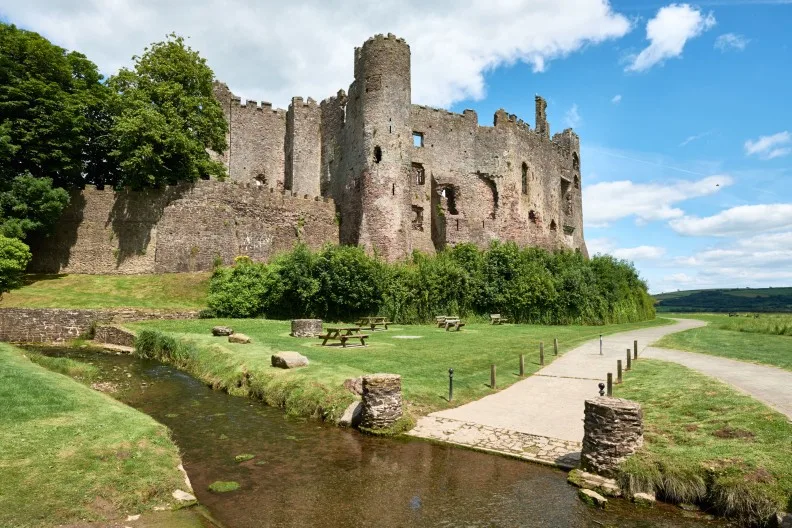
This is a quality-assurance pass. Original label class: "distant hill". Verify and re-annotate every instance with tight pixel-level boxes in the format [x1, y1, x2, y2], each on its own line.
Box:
[654, 287, 792, 313]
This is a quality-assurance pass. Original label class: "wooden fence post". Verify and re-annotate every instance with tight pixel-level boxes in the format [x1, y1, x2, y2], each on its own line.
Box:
[491, 364, 497, 389]
[539, 342, 545, 366]
[519, 354, 525, 377]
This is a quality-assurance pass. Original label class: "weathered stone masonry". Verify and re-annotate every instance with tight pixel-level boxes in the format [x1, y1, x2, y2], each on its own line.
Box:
[32, 33, 586, 274]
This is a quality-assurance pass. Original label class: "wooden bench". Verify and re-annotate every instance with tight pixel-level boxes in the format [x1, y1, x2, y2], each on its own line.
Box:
[444, 319, 466, 331]
[319, 326, 369, 347]
[490, 313, 509, 325]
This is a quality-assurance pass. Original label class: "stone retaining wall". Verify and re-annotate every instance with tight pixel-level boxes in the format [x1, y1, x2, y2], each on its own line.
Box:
[0, 308, 197, 343]
[93, 324, 136, 347]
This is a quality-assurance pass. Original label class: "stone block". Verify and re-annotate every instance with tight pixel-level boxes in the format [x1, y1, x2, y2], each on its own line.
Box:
[212, 326, 234, 336]
[271, 351, 309, 369]
[343, 377, 363, 395]
[578, 489, 607, 509]
[290, 319, 323, 337]
[581, 397, 643, 478]
[632, 492, 656, 507]
[338, 400, 363, 427]
[229, 333, 251, 344]
[567, 469, 621, 497]
[360, 373, 402, 430]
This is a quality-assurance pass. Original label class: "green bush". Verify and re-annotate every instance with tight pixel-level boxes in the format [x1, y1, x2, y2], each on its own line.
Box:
[206, 242, 655, 325]
[0, 235, 32, 296]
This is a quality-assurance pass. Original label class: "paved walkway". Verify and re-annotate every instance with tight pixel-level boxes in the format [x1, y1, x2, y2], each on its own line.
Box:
[642, 345, 792, 419]
[409, 319, 707, 466]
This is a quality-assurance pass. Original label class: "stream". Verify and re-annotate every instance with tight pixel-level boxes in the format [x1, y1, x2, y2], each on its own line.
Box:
[34, 347, 728, 528]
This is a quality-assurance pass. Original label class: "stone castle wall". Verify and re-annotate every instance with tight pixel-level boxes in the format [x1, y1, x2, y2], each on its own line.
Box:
[28, 180, 338, 274]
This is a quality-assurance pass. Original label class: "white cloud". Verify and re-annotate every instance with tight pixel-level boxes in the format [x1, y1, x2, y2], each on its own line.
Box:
[737, 231, 792, 251]
[612, 245, 667, 260]
[564, 104, 582, 128]
[744, 131, 792, 160]
[625, 3, 716, 72]
[679, 130, 712, 147]
[714, 33, 749, 52]
[583, 175, 732, 226]
[0, 0, 632, 109]
[611, 94, 622, 104]
[669, 204, 792, 236]
[664, 272, 696, 285]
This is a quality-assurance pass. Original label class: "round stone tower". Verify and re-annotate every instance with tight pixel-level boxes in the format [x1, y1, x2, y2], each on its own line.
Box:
[355, 34, 412, 261]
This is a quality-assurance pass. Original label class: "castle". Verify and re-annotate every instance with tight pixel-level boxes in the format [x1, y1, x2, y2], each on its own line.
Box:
[30, 34, 586, 275]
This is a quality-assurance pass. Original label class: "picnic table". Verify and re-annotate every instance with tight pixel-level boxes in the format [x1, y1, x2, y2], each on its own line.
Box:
[356, 316, 393, 330]
[490, 313, 509, 325]
[443, 318, 466, 331]
[435, 315, 459, 328]
[319, 326, 369, 347]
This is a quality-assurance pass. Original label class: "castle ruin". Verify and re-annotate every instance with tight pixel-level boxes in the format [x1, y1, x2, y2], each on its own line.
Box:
[30, 34, 586, 275]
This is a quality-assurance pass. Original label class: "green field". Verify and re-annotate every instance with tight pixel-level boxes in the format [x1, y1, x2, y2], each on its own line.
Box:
[0, 344, 189, 527]
[615, 358, 792, 524]
[0, 273, 210, 309]
[129, 318, 672, 419]
[656, 314, 792, 371]
[654, 287, 792, 313]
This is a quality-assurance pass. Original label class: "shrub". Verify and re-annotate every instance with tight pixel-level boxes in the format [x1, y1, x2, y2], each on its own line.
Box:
[206, 242, 655, 325]
[0, 235, 32, 297]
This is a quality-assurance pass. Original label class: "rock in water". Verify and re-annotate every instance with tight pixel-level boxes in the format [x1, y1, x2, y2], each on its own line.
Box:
[632, 492, 656, 507]
[338, 401, 363, 427]
[271, 351, 309, 368]
[228, 333, 251, 344]
[212, 326, 234, 336]
[578, 489, 608, 509]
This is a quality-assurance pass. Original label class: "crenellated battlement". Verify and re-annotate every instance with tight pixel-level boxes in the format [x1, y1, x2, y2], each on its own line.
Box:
[362, 33, 410, 48]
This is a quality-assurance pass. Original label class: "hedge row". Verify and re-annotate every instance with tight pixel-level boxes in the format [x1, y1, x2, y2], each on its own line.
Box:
[205, 242, 655, 325]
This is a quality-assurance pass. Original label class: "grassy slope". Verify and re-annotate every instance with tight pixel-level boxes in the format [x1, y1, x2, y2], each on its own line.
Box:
[654, 287, 792, 313]
[0, 344, 186, 527]
[0, 273, 210, 310]
[656, 314, 792, 371]
[615, 358, 792, 523]
[129, 318, 671, 418]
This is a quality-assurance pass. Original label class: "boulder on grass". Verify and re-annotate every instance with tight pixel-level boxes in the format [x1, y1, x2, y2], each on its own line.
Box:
[212, 326, 234, 336]
[271, 351, 309, 369]
[229, 333, 251, 344]
[343, 377, 363, 396]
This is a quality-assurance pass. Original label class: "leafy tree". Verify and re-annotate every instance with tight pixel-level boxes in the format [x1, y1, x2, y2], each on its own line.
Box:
[0, 174, 70, 240]
[0, 23, 113, 188]
[108, 34, 227, 188]
[0, 236, 32, 297]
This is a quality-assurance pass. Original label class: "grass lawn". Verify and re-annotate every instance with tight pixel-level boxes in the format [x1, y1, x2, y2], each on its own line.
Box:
[656, 314, 792, 371]
[0, 343, 189, 527]
[614, 358, 792, 524]
[129, 317, 671, 420]
[0, 273, 210, 310]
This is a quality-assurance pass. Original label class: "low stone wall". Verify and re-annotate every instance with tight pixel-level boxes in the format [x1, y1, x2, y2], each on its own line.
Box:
[0, 308, 197, 343]
[360, 374, 403, 430]
[94, 324, 136, 347]
[290, 319, 323, 337]
[581, 397, 643, 478]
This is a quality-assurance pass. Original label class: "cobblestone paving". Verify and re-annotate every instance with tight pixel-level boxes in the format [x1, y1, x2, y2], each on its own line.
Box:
[408, 415, 581, 469]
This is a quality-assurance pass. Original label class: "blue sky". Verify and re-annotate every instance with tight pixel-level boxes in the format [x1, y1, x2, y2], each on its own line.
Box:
[3, 0, 791, 293]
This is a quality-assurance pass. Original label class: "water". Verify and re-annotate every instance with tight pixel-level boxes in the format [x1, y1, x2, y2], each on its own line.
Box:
[34, 347, 728, 528]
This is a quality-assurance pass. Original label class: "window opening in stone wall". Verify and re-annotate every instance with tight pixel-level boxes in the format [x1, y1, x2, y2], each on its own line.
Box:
[456, 219, 459, 231]
[413, 132, 424, 147]
[392, 183, 395, 196]
[550, 220, 557, 231]
[521, 162, 528, 195]
[561, 178, 572, 217]
[412, 163, 425, 185]
[572, 152, 580, 171]
[529, 210, 537, 223]
[374, 146, 382, 163]
[574, 175, 580, 189]
[441, 187, 458, 215]
[255, 173, 267, 187]
[412, 205, 424, 231]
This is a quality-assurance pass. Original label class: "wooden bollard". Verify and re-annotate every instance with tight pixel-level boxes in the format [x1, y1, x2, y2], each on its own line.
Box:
[553, 338, 559, 356]
[634, 340, 638, 360]
[626, 349, 632, 371]
[607, 373, 613, 396]
[539, 342, 545, 366]
[617, 360, 623, 384]
[519, 354, 525, 376]
[491, 364, 497, 389]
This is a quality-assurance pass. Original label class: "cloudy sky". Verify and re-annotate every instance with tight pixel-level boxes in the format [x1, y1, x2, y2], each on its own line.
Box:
[2, 0, 791, 293]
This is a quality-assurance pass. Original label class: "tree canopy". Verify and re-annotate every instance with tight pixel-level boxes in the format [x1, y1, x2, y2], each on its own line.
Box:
[0, 23, 112, 188]
[108, 34, 227, 188]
